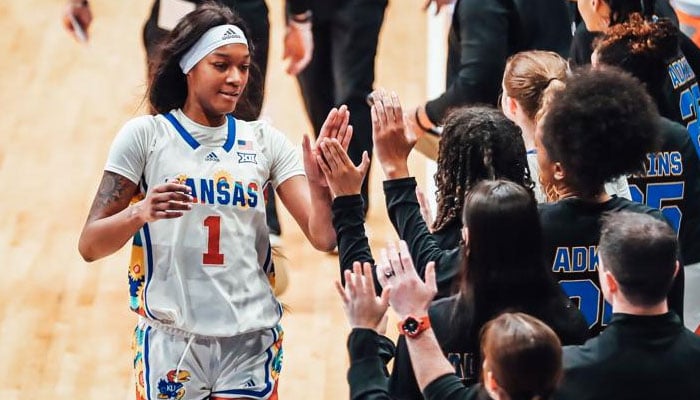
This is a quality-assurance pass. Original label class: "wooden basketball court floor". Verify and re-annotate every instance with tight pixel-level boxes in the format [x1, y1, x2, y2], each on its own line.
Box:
[0, 1, 429, 398]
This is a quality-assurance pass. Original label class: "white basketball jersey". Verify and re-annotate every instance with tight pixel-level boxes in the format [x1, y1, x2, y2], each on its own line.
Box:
[105, 109, 304, 336]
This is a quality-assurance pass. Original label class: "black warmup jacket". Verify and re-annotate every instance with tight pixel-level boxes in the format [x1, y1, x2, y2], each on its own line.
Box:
[539, 196, 685, 338]
[424, 0, 572, 124]
[627, 117, 700, 265]
[556, 312, 700, 400]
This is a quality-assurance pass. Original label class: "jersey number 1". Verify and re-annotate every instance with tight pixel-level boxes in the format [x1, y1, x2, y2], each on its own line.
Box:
[203, 215, 224, 265]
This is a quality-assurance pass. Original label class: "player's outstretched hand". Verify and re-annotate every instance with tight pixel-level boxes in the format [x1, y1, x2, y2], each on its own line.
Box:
[136, 180, 193, 222]
[318, 105, 353, 151]
[371, 89, 416, 179]
[317, 138, 370, 198]
[335, 261, 391, 333]
[376, 241, 437, 320]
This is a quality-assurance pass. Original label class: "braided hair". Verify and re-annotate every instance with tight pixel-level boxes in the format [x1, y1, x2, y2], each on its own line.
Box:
[432, 106, 534, 232]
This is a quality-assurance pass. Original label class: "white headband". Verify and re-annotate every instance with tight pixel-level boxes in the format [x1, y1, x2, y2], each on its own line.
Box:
[179, 24, 248, 74]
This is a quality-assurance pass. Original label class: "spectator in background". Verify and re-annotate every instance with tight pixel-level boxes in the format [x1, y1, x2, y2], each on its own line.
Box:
[408, 0, 572, 159]
[296, 0, 388, 213]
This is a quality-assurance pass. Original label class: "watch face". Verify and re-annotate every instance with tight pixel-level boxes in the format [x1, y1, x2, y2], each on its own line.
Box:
[403, 317, 419, 334]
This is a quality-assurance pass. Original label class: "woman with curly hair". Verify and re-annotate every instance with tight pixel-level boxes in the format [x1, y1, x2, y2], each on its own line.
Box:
[536, 65, 685, 338]
[594, 15, 700, 331]
[500, 50, 630, 202]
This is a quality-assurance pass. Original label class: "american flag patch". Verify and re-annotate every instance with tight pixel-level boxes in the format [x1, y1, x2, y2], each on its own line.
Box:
[237, 140, 254, 151]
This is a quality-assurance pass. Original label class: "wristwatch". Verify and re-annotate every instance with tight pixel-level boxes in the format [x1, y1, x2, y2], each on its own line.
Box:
[398, 315, 431, 338]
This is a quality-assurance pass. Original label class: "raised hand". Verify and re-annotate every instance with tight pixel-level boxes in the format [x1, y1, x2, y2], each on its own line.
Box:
[134, 180, 193, 222]
[335, 262, 391, 333]
[376, 241, 437, 319]
[317, 105, 353, 152]
[371, 89, 416, 179]
[283, 20, 313, 75]
[317, 138, 370, 198]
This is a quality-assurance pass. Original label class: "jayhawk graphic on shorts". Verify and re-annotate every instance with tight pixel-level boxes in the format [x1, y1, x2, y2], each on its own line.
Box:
[157, 369, 192, 400]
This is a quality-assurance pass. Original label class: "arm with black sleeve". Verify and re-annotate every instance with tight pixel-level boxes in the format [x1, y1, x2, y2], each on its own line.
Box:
[423, 0, 510, 124]
[383, 177, 461, 299]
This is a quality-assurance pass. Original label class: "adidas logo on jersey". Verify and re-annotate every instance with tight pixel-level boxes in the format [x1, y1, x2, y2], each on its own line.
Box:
[243, 378, 256, 388]
[222, 28, 241, 41]
[205, 152, 220, 162]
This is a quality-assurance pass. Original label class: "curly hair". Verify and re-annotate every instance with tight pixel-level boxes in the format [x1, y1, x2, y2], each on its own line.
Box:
[539, 65, 660, 197]
[147, 1, 260, 120]
[594, 14, 679, 112]
[503, 51, 568, 121]
[605, 0, 655, 25]
[432, 106, 534, 232]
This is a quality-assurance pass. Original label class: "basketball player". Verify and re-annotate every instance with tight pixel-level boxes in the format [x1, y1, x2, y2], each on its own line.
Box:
[78, 4, 347, 399]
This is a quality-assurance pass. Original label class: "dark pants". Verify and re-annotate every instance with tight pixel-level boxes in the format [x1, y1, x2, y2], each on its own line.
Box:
[143, 0, 281, 235]
[297, 0, 388, 212]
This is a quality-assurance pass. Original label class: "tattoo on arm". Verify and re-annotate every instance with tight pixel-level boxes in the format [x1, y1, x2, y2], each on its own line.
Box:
[86, 171, 138, 222]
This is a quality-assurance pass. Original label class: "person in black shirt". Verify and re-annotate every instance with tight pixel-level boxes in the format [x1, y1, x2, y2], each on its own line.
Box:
[536, 65, 685, 338]
[556, 212, 700, 400]
[593, 14, 700, 143]
[568, 0, 700, 69]
[593, 15, 700, 331]
[408, 0, 573, 147]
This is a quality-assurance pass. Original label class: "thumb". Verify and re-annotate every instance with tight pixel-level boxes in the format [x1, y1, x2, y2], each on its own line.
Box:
[425, 261, 438, 295]
[380, 286, 392, 307]
[358, 151, 371, 176]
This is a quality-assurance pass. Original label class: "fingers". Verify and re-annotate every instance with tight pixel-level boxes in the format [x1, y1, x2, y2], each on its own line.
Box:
[318, 108, 339, 141]
[340, 125, 353, 151]
[152, 181, 191, 195]
[336, 105, 350, 141]
[302, 134, 312, 155]
[319, 140, 340, 172]
[379, 286, 391, 308]
[425, 261, 438, 295]
[398, 240, 417, 276]
[388, 91, 403, 124]
[373, 90, 389, 128]
[362, 262, 377, 296]
[334, 279, 349, 304]
[376, 264, 389, 288]
[385, 242, 404, 275]
[316, 153, 332, 178]
[359, 151, 371, 177]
